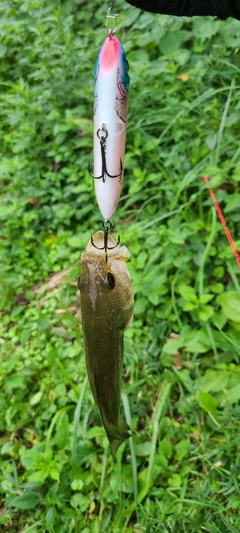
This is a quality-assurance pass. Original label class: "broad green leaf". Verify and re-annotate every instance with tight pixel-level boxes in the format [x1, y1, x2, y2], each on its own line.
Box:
[178, 284, 197, 303]
[29, 391, 43, 406]
[175, 439, 190, 461]
[199, 294, 214, 304]
[159, 31, 185, 56]
[193, 18, 221, 41]
[0, 43, 7, 57]
[145, 138, 160, 151]
[158, 438, 172, 459]
[225, 193, 240, 213]
[217, 291, 240, 322]
[134, 297, 148, 315]
[211, 311, 227, 329]
[200, 370, 229, 393]
[185, 340, 209, 353]
[70, 493, 89, 512]
[213, 266, 224, 279]
[137, 467, 153, 503]
[87, 426, 105, 439]
[160, 352, 173, 367]
[20, 328, 32, 345]
[67, 235, 82, 248]
[161, 338, 184, 355]
[1, 441, 16, 456]
[75, 441, 96, 465]
[196, 391, 218, 417]
[20, 448, 45, 470]
[198, 305, 214, 322]
[134, 442, 151, 457]
[183, 302, 196, 311]
[148, 291, 160, 306]
[209, 283, 224, 294]
[28, 471, 48, 483]
[168, 473, 182, 487]
[5, 374, 27, 392]
[9, 492, 40, 510]
[136, 250, 148, 268]
[206, 135, 217, 150]
[50, 467, 60, 481]
[71, 479, 84, 491]
[226, 384, 240, 404]
[184, 329, 211, 353]
[44, 448, 52, 462]
[46, 507, 57, 528]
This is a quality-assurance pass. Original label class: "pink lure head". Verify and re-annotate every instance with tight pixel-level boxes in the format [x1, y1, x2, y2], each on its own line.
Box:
[99, 35, 122, 71]
[94, 35, 129, 91]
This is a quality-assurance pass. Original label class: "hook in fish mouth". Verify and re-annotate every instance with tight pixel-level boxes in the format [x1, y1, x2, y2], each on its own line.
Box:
[89, 125, 122, 182]
[91, 220, 120, 262]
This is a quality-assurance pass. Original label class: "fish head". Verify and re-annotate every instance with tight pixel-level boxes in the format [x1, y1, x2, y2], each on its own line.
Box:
[79, 231, 134, 330]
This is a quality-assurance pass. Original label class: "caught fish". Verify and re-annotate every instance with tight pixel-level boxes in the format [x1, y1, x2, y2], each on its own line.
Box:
[90, 34, 130, 221]
[78, 230, 134, 461]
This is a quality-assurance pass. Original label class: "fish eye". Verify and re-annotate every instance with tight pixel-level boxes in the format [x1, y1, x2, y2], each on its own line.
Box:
[106, 272, 115, 290]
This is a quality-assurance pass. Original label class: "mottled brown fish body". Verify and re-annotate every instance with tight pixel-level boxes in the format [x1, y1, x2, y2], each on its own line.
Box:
[79, 231, 134, 461]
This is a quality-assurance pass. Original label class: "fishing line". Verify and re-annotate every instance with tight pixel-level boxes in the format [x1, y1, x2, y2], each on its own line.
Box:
[109, 0, 116, 10]
[106, 0, 119, 33]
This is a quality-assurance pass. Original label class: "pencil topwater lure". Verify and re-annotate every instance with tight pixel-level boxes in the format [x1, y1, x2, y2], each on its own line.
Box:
[90, 16, 130, 221]
[79, 230, 134, 461]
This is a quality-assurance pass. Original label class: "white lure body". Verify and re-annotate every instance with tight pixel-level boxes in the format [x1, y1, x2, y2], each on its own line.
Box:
[92, 34, 129, 221]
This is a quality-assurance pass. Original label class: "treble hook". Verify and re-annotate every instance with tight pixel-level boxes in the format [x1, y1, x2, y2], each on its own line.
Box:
[89, 125, 122, 182]
[91, 220, 120, 262]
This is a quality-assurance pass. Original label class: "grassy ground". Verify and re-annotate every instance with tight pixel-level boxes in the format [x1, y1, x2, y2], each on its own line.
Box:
[0, 1, 240, 531]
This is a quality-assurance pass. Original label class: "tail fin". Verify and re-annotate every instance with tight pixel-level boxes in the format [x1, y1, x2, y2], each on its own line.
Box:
[100, 411, 131, 462]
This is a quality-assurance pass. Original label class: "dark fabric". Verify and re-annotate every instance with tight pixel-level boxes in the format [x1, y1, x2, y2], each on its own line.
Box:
[125, 0, 240, 20]
[228, 0, 240, 17]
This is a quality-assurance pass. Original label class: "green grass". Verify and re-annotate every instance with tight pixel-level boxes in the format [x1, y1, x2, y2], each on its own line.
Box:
[0, 1, 240, 532]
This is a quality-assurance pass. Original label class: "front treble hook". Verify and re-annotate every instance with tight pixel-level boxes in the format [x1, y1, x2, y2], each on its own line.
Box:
[91, 220, 120, 262]
[89, 125, 122, 183]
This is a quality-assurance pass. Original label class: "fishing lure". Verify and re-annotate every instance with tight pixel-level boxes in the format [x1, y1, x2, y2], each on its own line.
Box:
[79, 230, 134, 461]
[90, 28, 130, 221]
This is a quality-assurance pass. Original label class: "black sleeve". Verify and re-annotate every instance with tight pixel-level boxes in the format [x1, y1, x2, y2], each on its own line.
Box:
[125, 0, 240, 20]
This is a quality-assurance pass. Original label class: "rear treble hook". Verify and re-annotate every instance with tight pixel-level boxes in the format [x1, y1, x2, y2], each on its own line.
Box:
[89, 125, 122, 183]
[91, 220, 120, 262]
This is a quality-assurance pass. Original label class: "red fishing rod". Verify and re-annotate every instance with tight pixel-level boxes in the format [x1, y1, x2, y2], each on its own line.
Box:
[203, 176, 240, 268]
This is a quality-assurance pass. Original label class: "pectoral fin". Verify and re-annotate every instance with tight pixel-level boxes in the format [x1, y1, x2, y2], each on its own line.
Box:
[100, 410, 131, 462]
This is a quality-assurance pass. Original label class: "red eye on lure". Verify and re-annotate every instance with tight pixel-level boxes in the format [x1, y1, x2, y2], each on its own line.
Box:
[89, 5, 130, 221]
[203, 176, 240, 267]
